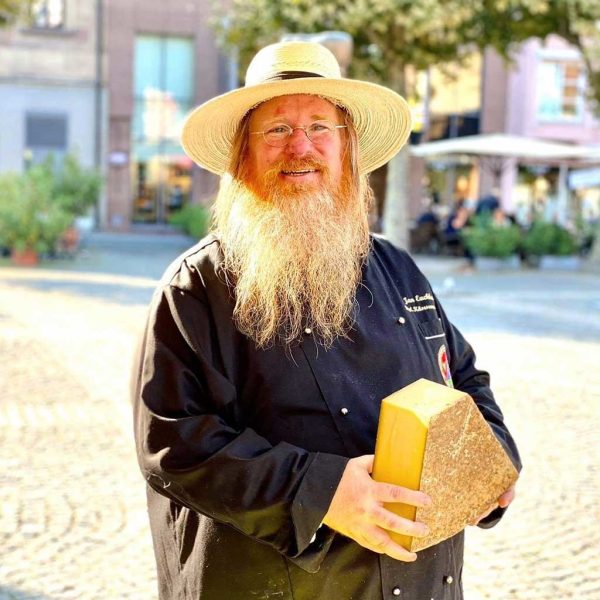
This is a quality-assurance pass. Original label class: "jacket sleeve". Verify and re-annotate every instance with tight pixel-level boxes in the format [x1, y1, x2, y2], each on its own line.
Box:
[435, 294, 522, 528]
[132, 283, 348, 572]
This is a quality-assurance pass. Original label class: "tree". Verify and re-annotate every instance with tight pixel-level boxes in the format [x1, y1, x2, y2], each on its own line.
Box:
[210, 0, 600, 247]
[553, 0, 600, 114]
[0, 0, 31, 27]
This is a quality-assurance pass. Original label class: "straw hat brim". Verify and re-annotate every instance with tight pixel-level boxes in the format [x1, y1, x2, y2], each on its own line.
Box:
[181, 77, 412, 175]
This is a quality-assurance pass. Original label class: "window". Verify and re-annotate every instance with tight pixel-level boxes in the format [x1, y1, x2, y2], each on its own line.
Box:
[25, 113, 68, 168]
[131, 35, 195, 223]
[132, 36, 195, 148]
[536, 59, 586, 123]
[30, 0, 65, 29]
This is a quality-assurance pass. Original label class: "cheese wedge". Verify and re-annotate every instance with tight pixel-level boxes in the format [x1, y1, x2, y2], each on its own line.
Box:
[372, 378, 518, 552]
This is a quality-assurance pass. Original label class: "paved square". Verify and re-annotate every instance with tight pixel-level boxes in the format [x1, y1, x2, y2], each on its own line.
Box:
[1, 237, 599, 599]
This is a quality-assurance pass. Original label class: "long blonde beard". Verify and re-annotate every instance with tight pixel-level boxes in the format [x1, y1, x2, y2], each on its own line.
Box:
[214, 165, 371, 348]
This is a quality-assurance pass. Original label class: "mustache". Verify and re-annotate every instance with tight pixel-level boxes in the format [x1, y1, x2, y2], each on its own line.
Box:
[264, 156, 330, 179]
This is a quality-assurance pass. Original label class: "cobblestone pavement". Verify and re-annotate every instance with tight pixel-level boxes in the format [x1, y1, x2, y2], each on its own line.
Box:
[0, 235, 599, 599]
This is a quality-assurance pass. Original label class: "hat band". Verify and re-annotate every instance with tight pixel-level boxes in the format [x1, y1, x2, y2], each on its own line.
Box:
[261, 70, 325, 82]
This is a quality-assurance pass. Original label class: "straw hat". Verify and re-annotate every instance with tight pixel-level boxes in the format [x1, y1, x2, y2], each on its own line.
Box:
[181, 41, 413, 175]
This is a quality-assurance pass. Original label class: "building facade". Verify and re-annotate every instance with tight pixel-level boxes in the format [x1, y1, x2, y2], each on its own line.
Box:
[495, 35, 600, 221]
[105, 0, 229, 230]
[0, 0, 103, 176]
[0, 0, 229, 232]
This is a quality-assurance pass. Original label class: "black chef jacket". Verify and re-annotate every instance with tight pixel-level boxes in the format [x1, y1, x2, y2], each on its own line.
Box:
[132, 234, 521, 600]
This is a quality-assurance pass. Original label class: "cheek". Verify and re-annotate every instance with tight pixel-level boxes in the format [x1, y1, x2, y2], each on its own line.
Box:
[248, 142, 282, 175]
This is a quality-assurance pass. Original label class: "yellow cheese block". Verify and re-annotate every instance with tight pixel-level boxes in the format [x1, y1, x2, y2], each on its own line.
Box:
[372, 378, 518, 552]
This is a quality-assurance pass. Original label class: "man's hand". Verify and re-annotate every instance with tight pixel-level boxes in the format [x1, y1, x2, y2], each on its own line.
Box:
[322, 455, 431, 562]
[470, 484, 516, 526]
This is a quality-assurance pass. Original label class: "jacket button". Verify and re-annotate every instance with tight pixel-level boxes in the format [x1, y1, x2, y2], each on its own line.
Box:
[392, 588, 401, 596]
[340, 407, 349, 416]
[304, 327, 312, 334]
[444, 575, 454, 585]
[397, 317, 406, 325]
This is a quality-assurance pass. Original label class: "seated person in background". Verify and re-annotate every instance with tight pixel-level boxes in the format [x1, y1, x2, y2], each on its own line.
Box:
[443, 197, 471, 255]
[411, 194, 442, 253]
[475, 188, 501, 215]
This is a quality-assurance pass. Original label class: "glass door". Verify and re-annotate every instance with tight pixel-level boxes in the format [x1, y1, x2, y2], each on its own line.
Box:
[131, 35, 194, 224]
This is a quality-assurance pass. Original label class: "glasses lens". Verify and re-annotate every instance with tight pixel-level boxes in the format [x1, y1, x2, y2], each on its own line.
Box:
[264, 124, 292, 147]
[307, 121, 334, 143]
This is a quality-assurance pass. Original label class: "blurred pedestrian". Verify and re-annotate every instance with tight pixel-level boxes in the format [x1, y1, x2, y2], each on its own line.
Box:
[475, 188, 500, 215]
[443, 197, 471, 255]
[411, 194, 442, 253]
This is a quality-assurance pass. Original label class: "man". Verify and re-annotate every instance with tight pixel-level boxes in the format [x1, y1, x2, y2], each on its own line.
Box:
[132, 41, 521, 600]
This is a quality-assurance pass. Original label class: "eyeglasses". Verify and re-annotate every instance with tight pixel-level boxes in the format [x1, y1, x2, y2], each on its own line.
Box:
[250, 120, 347, 147]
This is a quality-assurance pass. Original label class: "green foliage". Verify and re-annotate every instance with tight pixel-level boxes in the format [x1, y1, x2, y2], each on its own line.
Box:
[210, 0, 600, 100]
[0, 166, 72, 253]
[574, 215, 596, 254]
[522, 221, 578, 256]
[0, 0, 30, 27]
[52, 154, 102, 217]
[0, 154, 100, 255]
[553, 0, 600, 115]
[461, 215, 522, 258]
[168, 203, 211, 240]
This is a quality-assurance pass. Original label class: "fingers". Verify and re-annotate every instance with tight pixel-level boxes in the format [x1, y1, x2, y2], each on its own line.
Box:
[325, 455, 432, 562]
[498, 485, 515, 508]
[374, 481, 432, 508]
[359, 526, 418, 562]
[370, 505, 429, 538]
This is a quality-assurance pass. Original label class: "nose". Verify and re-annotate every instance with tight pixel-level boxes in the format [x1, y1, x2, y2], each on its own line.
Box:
[285, 127, 313, 156]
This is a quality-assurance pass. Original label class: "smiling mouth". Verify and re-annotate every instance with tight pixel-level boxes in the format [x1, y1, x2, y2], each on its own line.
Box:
[281, 169, 317, 176]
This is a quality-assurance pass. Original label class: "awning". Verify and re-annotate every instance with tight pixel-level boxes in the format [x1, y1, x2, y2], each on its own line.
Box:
[410, 134, 586, 161]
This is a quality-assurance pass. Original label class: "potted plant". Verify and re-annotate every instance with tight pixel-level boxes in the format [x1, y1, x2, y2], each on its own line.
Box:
[522, 221, 580, 270]
[52, 154, 102, 253]
[460, 215, 522, 270]
[168, 202, 211, 239]
[0, 167, 72, 266]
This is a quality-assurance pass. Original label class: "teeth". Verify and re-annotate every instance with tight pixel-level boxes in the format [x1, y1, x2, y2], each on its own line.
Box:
[282, 169, 315, 175]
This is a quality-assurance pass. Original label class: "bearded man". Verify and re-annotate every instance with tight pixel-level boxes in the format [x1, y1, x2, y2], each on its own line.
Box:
[132, 41, 521, 600]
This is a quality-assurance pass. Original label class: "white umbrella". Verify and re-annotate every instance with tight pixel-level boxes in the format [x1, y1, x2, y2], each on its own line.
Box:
[410, 133, 586, 160]
[411, 134, 591, 224]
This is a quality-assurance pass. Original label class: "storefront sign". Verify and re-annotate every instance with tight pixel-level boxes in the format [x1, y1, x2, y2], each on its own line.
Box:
[109, 151, 129, 166]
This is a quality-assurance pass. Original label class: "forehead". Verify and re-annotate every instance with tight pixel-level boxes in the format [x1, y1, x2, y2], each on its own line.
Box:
[249, 94, 340, 124]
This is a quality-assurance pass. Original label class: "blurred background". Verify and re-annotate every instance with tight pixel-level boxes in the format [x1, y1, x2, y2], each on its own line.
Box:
[0, 1, 599, 599]
[0, 0, 599, 256]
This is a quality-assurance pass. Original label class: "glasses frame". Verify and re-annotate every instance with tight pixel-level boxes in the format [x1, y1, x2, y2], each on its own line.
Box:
[250, 120, 348, 148]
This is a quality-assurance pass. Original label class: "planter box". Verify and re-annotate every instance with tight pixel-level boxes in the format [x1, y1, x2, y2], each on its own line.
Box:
[538, 255, 581, 271]
[474, 255, 521, 271]
[11, 248, 39, 267]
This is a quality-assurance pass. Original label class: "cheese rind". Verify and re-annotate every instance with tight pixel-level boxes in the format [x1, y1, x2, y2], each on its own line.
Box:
[372, 378, 518, 552]
[372, 404, 427, 549]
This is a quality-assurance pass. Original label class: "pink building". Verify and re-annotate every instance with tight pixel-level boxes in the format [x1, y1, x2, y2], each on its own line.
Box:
[487, 36, 600, 219]
[414, 35, 600, 225]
